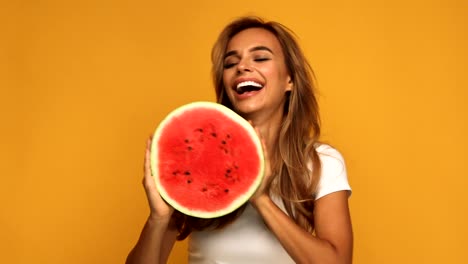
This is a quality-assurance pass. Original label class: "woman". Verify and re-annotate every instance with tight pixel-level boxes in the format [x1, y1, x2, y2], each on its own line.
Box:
[127, 16, 353, 264]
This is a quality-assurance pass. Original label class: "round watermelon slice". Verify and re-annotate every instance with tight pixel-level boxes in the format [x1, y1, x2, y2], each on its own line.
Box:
[150, 102, 265, 218]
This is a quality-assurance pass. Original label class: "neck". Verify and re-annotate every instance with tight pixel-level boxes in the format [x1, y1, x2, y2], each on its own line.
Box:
[242, 106, 284, 155]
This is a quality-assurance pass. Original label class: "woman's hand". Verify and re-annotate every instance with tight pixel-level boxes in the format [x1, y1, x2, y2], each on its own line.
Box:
[249, 127, 273, 205]
[143, 137, 174, 222]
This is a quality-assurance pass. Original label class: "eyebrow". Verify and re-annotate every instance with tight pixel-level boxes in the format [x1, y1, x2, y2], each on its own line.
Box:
[224, 46, 274, 59]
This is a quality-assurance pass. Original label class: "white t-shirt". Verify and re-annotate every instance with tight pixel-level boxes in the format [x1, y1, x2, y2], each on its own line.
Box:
[188, 144, 351, 264]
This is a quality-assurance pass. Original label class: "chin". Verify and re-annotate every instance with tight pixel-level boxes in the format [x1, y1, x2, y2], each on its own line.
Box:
[232, 102, 263, 117]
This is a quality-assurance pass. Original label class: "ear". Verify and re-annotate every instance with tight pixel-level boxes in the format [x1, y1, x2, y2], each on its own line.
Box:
[285, 76, 293, 92]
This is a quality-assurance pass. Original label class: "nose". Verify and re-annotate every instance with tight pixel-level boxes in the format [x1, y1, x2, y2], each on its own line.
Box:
[236, 59, 252, 73]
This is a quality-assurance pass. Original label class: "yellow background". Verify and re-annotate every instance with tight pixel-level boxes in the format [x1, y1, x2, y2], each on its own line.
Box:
[1, 0, 467, 263]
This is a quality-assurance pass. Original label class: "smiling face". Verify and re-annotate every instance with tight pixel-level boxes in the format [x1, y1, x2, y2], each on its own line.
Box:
[222, 27, 293, 119]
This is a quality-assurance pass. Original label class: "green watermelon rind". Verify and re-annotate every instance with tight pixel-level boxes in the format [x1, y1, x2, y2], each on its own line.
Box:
[150, 101, 265, 219]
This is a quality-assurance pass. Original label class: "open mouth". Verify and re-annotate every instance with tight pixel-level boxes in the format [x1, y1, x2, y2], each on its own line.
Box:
[235, 81, 264, 94]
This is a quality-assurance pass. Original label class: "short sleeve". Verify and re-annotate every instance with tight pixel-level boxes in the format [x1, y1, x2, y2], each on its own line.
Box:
[314, 144, 352, 200]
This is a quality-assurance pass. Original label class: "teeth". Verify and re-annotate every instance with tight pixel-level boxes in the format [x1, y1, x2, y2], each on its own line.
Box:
[236, 81, 263, 89]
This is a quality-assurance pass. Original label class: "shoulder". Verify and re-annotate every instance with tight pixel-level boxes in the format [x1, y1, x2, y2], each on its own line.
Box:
[315, 144, 346, 173]
[314, 144, 352, 200]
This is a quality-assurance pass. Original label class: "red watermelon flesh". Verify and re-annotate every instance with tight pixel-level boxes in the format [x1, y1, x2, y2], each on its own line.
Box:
[150, 102, 264, 218]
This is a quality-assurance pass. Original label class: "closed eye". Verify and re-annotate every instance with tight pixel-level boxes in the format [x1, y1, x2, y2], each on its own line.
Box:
[254, 58, 270, 62]
[223, 62, 237, 69]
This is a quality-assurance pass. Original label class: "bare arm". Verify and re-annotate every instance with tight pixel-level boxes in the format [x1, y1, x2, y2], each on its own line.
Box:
[251, 127, 352, 263]
[126, 217, 178, 264]
[126, 138, 178, 264]
[251, 191, 353, 264]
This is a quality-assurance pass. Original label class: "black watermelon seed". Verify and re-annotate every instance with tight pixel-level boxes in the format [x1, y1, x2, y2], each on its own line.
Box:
[184, 171, 191, 175]
[202, 187, 207, 192]
[184, 139, 189, 143]
[226, 169, 231, 173]
[226, 134, 231, 138]
[224, 189, 229, 193]
[187, 146, 193, 151]
[221, 140, 226, 144]
[211, 132, 217, 137]
[187, 180, 192, 184]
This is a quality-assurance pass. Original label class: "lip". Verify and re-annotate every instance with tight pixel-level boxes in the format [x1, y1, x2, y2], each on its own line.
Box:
[232, 77, 265, 91]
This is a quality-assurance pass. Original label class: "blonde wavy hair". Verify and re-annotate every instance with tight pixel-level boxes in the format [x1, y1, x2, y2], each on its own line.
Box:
[174, 16, 322, 240]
